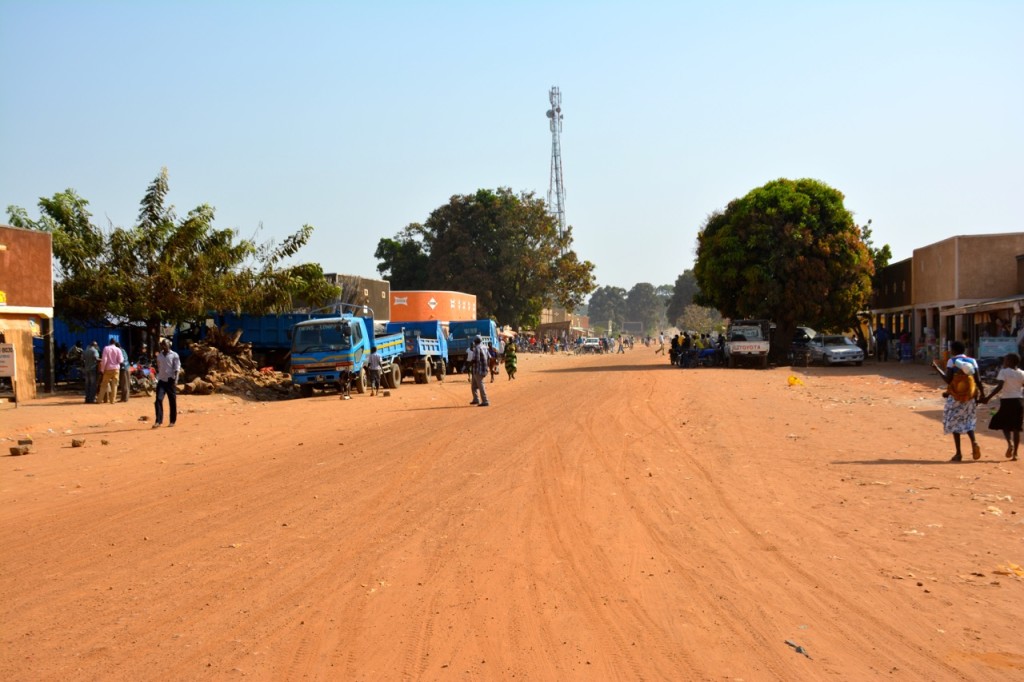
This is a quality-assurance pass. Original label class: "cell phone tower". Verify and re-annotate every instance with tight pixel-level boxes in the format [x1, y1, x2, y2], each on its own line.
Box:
[546, 86, 566, 243]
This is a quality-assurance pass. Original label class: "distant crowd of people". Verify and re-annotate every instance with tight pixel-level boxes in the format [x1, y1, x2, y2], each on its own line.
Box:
[665, 331, 723, 368]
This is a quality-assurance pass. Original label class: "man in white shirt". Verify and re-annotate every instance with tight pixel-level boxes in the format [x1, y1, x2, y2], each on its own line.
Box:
[153, 338, 181, 428]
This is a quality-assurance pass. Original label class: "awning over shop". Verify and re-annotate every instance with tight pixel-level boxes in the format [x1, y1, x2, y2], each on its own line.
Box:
[940, 295, 1024, 317]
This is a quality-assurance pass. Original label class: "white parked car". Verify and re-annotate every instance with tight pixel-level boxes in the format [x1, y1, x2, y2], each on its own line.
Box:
[807, 335, 864, 366]
[581, 337, 603, 353]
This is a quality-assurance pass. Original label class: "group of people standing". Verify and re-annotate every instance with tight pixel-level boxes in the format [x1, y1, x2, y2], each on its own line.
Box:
[75, 337, 182, 428]
[82, 338, 132, 404]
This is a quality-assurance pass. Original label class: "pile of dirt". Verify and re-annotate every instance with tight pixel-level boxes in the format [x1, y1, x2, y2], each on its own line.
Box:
[180, 326, 295, 401]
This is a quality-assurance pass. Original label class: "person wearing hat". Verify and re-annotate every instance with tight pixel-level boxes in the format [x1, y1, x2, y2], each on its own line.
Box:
[467, 335, 490, 406]
[82, 340, 100, 404]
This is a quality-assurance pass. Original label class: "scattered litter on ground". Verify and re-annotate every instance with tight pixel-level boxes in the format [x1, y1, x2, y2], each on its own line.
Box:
[993, 562, 1023, 578]
[785, 640, 812, 659]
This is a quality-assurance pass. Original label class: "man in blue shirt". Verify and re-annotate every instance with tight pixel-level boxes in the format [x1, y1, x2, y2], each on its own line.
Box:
[874, 324, 891, 362]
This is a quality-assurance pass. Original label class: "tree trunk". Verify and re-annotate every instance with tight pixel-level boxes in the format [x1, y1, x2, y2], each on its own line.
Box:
[772, 321, 797, 365]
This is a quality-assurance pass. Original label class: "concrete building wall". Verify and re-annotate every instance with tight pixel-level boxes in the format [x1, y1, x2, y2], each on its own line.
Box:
[323, 273, 390, 318]
[913, 234, 1024, 304]
[0, 225, 54, 402]
[873, 257, 913, 309]
[912, 238, 959, 304]
[0, 318, 39, 401]
[955, 234, 1024, 299]
[0, 225, 53, 308]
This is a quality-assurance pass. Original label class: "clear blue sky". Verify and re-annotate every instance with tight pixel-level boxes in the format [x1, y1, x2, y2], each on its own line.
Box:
[2, 1, 1021, 292]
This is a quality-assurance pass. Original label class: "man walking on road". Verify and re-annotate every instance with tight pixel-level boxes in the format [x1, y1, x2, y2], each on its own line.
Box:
[655, 332, 666, 354]
[468, 335, 490, 406]
[153, 338, 181, 428]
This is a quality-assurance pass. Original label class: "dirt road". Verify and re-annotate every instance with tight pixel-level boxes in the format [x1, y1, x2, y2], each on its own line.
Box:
[2, 350, 1022, 680]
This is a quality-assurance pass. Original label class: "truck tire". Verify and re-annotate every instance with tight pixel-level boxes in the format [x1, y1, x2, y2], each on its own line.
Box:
[434, 359, 446, 381]
[353, 368, 367, 394]
[389, 363, 401, 388]
[415, 358, 431, 384]
[299, 384, 313, 398]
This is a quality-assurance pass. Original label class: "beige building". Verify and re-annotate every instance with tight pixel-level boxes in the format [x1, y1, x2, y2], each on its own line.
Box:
[535, 307, 590, 342]
[322, 273, 390, 318]
[872, 232, 1024, 364]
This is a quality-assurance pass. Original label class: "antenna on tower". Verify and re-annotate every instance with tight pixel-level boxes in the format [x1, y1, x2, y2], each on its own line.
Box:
[546, 86, 566, 244]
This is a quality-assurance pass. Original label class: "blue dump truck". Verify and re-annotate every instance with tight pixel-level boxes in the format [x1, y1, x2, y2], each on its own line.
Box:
[384, 320, 448, 384]
[290, 315, 404, 397]
[447, 319, 500, 373]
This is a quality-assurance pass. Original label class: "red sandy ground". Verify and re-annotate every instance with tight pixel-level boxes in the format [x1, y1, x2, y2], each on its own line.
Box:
[1, 349, 1022, 681]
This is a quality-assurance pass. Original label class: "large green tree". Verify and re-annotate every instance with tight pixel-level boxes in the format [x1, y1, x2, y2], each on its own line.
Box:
[693, 178, 875, 360]
[375, 188, 595, 328]
[586, 285, 627, 335]
[374, 229, 430, 289]
[8, 168, 338, 340]
[666, 269, 699, 323]
[626, 282, 665, 334]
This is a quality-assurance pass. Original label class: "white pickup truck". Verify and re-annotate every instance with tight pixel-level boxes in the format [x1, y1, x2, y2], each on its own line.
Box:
[724, 320, 771, 368]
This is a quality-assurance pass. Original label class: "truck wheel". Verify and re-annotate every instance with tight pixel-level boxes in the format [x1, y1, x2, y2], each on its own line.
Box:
[434, 359, 446, 381]
[354, 368, 367, 394]
[390, 363, 402, 388]
[299, 384, 313, 398]
[415, 358, 431, 384]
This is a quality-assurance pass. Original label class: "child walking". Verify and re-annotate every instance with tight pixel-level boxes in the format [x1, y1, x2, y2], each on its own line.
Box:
[981, 352, 1024, 461]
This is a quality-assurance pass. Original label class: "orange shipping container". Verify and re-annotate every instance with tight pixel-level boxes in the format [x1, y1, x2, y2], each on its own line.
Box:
[389, 290, 477, 323]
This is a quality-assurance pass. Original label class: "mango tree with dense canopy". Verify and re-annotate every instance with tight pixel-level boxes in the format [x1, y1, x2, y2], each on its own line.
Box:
[693, 178, 874, 362]
[375, 188, 595, 329]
